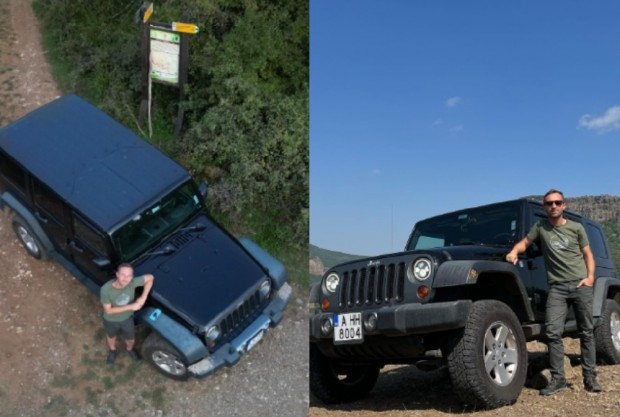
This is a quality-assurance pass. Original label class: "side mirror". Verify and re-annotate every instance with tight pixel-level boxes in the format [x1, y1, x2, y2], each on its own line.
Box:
[199, 182, 208, 199]
[93, 257, 112, 269]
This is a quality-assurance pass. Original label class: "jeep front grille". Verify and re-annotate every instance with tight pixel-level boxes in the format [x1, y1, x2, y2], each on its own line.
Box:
[338, 263, 405, 309]
[218, 287, 267, 345]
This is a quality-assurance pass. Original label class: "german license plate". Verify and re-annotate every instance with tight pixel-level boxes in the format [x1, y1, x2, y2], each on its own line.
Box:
[246, 330, 264, 352]
[333, 312, 363, 344]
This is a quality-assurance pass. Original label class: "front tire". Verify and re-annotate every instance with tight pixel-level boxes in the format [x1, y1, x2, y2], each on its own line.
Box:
[309, 344, 379, 403]
[594, 299, 620, 364]
[141, 333, 189, 381]
[446, 300, 527, 409]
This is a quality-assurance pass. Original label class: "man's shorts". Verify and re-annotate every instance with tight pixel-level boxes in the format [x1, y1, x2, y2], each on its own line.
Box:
[103, 317, 135, 339]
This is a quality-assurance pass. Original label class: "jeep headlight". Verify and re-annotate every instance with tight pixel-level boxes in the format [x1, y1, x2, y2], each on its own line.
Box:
[205, 325, 221, 347]
[409, 258, 432, 282]
[259, 279, 271, 299]
[324, 273, 340, 293]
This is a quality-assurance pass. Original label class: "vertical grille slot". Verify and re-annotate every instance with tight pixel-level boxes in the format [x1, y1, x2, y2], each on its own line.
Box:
[337, 261, 406, 310]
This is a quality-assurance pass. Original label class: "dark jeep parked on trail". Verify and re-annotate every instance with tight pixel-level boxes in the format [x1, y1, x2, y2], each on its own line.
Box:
[0, 95, 291, 380]
[309, 199, 620, 408]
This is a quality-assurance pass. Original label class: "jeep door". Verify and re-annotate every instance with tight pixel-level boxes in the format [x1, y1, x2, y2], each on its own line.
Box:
[69, 214, 113, 285]
[523, 205, 550, 321]
[31, 179, 71, 254]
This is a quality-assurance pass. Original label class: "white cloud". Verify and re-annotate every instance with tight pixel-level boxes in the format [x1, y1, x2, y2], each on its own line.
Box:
[433, 119, 443, 126]
[445, 96, 462, 108]
[369, 169, 381, 176]
[579, 105, 620, 133]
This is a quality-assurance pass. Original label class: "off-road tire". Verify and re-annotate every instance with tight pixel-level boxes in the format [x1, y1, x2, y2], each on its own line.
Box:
[310, 343, 379, 403]
[141, 332, 189, 381]
[594, 299, 620, 364]
[12, 216, 47, 260]
[445, 300, 527, 409]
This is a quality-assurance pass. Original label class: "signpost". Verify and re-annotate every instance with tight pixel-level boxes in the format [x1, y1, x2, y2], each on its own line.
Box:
[137, 2, 199, 137]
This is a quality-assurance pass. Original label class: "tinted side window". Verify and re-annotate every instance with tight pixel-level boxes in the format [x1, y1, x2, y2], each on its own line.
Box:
[0, 152, 26, 193]
[585, 223, 608, 260]
[33, 181, 64, 222]
[73, 216, 107, 256]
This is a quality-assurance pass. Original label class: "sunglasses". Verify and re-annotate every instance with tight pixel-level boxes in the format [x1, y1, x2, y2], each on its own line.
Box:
[544, 200, 564, 207]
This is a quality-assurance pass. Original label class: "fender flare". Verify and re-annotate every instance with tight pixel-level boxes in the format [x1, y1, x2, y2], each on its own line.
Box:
[238, 237, 288, 290]
[593, 277, 620, 317]
[137, 307, 208, 365]
[433, 260, 535, 321]
[1, 191, 55, 253]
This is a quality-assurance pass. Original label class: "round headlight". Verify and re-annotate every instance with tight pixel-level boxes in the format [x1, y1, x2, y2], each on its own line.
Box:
[324, 273, 340, 293]
[206, 325, 221, 346]
[411, 258, 432, 281]
[259, 279, 271, 299]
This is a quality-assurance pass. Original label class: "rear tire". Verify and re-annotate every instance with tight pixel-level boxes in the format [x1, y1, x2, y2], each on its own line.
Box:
[309, 344, 379, 403]
[446, 300, 527, 409]
[594, 299, 620, 364]
[12, 217, 47, 260]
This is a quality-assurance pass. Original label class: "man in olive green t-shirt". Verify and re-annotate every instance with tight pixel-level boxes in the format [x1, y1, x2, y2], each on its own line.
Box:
[506, 189, 600, 396]
[100, 263, 154, 366]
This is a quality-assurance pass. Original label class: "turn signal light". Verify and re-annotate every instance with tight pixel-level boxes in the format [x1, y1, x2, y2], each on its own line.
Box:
[321, 298, 330, 311]
[417, 285, 430, 299]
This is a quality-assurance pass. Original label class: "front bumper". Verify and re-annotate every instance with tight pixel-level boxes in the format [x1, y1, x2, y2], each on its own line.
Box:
[309, 299, 472, 341]
[188, 282, 292, 378]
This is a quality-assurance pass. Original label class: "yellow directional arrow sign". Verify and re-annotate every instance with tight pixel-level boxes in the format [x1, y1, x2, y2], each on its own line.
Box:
[171, 22, 200, 35]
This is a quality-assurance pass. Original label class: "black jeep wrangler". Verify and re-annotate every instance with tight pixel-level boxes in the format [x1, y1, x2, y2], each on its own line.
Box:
[309, 199, 620, 408]
[0, 95, 291, 380]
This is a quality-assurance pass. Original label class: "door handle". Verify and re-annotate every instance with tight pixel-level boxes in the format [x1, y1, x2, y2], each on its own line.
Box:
[70, 240, 84, 253]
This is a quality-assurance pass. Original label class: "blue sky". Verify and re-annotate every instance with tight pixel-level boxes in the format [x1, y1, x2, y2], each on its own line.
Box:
[310, 1, 620, 256]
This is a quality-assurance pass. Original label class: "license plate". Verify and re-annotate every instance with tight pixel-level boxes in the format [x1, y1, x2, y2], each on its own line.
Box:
[246, 330, 264, 352]
[333, 312, 363, 344]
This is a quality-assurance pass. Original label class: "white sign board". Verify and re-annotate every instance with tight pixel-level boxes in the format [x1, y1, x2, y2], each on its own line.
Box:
[150, 29, 180, 85]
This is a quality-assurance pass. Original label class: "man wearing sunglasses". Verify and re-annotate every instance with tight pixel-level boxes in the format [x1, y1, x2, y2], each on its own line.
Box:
[506, 189, 601, 396]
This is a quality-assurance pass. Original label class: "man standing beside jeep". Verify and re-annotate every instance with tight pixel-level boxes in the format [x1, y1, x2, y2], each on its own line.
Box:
[506, 189, 601, 395]
[100, 263, 154, 366]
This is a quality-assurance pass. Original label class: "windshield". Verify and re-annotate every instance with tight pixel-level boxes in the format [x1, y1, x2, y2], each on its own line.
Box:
[407, 203, 520, 250]
[112, 181, 203, 261]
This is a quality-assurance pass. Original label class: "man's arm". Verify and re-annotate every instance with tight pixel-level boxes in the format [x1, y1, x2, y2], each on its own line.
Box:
[577, 245, 596, 288]
[506, 237, 533, 264]
[102, 302, 143, 316]
[134, 274, 154, 309]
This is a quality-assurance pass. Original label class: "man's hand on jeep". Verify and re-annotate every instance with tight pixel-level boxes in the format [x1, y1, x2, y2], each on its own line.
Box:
[505, 252, 519, 265]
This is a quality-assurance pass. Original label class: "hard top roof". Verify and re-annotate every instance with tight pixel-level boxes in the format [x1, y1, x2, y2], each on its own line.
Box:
[0, 94, 190, 231]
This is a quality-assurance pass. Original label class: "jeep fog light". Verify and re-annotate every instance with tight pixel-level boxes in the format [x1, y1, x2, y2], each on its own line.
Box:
[206, 325, 221, 347]
[324, 273, 340, 293]
[259, 279, 271, 299]
[364, 312, 378, 332]
[409, 258, 432, 282]
[321, 317, 333, 336]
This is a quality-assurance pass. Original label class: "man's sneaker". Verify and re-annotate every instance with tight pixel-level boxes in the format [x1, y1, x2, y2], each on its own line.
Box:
[584, 376, 602, 393]
[539, 378, 569, 396]
[106, 350, 117, 366]
[127, 349, 141, 363]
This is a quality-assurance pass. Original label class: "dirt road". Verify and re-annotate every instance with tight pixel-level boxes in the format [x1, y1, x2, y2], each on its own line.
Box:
[0, 1, 308, 416]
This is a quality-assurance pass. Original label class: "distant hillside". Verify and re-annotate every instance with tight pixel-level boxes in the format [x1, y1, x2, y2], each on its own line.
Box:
[310, 195, 620, 280]
[309, 244, 365, 281]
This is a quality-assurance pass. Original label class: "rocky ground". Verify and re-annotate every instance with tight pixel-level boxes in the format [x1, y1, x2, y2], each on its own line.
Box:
[0, 1, 308, 416]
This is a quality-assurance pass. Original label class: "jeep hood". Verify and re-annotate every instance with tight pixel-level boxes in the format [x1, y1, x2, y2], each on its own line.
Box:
[135, 217, 265, 329]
